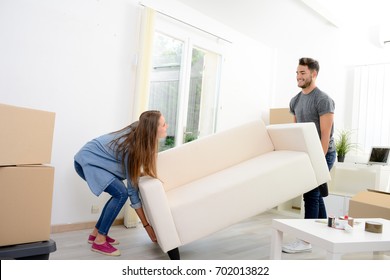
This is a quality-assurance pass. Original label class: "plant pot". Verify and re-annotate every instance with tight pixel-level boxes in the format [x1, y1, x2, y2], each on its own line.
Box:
[337, 155, 345, 162]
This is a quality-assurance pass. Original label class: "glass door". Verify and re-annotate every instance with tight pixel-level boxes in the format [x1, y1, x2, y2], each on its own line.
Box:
[148, 32, 221, 151]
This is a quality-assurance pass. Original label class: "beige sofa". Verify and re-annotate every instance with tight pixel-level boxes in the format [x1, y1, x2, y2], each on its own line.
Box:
[138, 119, 330, 259]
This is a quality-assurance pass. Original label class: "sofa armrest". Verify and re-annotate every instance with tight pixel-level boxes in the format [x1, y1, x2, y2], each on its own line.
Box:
[138, 176, 181, 252]
[267, 122, 331, 185]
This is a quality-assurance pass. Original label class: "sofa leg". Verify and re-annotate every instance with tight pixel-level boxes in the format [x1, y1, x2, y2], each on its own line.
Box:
[167, 247, 180, 260]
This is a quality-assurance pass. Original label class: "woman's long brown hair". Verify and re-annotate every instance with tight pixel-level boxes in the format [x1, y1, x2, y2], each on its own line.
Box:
[109, 110, 161, 187]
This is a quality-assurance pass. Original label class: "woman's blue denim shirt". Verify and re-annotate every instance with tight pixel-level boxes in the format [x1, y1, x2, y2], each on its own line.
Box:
[74, 125, 141, 209]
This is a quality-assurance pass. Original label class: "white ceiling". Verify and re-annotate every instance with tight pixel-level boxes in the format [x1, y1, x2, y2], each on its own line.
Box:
[174, 0, 390, 47]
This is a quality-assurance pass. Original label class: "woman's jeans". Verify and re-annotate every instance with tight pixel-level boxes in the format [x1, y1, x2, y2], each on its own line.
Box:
[74, 162, 128, 236]
[303, 151, 336, 219]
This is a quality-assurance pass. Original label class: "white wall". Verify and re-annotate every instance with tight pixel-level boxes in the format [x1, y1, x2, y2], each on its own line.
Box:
[270, 4, 390, 132]
[0, 0, 274, 226]
[216, 31, 275, 130]
[265, 1, 345, 131]
[0, 0, 140, 225]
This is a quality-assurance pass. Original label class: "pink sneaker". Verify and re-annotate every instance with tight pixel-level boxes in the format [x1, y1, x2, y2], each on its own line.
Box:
[88, 235, 119, 245]
[91, 241, 121, 256]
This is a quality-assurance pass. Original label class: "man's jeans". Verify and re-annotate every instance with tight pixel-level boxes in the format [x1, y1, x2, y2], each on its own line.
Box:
[303, 151, 336, 219]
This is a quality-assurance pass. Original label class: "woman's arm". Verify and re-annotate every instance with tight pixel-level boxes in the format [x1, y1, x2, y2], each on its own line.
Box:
[135, 207, 157, 243]
[127, 181, 157, 242]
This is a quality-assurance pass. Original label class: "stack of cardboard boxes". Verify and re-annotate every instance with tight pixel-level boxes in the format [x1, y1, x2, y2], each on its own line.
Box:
[0, 103, 55, 247]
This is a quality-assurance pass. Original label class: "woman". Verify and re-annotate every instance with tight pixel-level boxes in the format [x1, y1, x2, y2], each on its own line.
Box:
[74, 110, 168, 256]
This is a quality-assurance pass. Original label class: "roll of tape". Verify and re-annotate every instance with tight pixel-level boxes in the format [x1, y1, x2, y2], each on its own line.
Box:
[365, 221, 383, 233]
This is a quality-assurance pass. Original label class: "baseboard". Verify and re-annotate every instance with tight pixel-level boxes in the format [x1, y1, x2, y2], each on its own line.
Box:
[50, 218, 124, 234]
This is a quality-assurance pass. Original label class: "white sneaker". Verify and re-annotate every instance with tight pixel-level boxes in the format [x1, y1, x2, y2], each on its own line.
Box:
[282, 239, 312, 253]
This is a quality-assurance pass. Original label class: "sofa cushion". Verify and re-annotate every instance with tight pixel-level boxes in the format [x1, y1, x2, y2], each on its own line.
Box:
[166, 150, 316, 245]
[157, 120, 275, 191]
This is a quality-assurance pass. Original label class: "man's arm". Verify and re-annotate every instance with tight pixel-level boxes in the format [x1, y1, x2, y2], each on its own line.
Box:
[319, 113, 334, 155]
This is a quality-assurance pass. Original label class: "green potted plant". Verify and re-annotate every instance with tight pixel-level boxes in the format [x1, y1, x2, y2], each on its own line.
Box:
[335, 129, 356, 162]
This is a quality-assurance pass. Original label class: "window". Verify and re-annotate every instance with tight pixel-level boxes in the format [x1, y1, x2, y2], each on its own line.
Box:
[147, 13, 225, 151]
[352, 63, 390, 153]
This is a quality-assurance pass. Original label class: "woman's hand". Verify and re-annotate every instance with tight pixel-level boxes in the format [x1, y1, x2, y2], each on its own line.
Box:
[145, 225, 157, 243]
[135, 207, 157, 243]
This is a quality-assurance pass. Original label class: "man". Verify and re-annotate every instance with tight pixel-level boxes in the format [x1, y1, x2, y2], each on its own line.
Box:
[282, 57, 336, 253]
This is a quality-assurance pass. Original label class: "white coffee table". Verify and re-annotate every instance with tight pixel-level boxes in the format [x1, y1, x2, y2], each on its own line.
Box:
[270, 218, 390, 259]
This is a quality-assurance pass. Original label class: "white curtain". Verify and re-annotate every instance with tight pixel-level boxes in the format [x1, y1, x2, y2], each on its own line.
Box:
[132, 6, 155, 120]
[125, 6, 156, 227]
[352, 63, 390, 153]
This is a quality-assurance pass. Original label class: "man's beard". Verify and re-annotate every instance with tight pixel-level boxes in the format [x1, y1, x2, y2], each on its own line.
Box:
[299, 78, 312, 89]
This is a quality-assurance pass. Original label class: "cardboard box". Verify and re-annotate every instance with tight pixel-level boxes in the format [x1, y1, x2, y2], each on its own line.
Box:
[269, 108, 294, 124]
[0, 103, 55, 166]
[348, 190, 390, 219]
[0, 165, 55, 246]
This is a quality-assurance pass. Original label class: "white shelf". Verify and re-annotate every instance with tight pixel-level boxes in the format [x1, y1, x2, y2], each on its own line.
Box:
[329, 162, 390, 194]
[277, 195, 304, 218]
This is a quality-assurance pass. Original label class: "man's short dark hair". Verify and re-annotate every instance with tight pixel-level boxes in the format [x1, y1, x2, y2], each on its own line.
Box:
[299, 57, 319, 73]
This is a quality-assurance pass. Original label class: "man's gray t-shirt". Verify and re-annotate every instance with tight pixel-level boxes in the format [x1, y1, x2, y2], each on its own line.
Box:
[289, 87, 335, 152]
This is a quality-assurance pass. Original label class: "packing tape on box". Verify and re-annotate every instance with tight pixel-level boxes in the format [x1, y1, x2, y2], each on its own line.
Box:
[365, 221, 383, 233]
